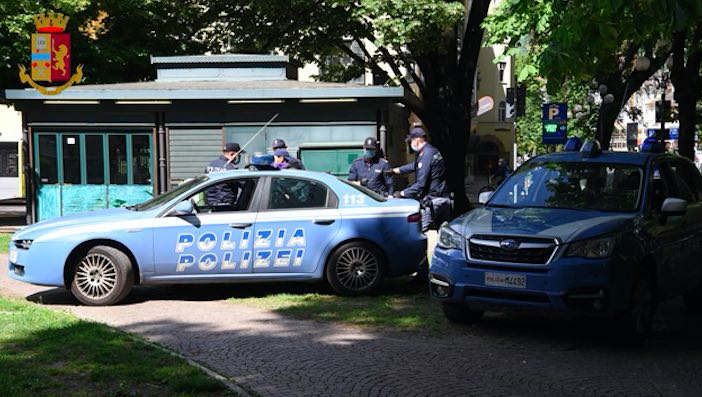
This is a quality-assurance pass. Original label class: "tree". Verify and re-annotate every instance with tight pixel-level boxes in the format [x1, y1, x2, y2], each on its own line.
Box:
[670, 19, 702, 160]
[484, 0, 701, 153]
[207, 0, 492, 211]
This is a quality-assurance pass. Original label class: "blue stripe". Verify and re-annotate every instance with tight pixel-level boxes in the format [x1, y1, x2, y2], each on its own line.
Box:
[32, 53, 50, 60]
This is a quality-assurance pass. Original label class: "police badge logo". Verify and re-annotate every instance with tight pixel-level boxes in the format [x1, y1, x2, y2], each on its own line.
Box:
[18, 12, 84, 95]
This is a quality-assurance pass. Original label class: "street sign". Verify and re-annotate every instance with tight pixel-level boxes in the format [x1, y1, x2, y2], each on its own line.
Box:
[542, 103, 568, 144]
[476, 96, 494, 117]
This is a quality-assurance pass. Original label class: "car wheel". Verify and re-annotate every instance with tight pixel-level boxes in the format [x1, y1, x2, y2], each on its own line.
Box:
[70, 245, 134, 306]
[441, 302, 484, 325]
[683, 282, 702, 313]
[619, 270, 655, 345]
[326, 242, 384, 296]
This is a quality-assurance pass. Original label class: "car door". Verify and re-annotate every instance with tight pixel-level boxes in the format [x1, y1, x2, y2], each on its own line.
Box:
[252, 176, 341, 274]
[668, 160, 702, 290]
[643, 160, 692, 298]
[151, 177, 261, 279]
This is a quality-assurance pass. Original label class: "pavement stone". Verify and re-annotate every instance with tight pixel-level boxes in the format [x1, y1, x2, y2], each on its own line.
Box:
[2, 255, 702, 396]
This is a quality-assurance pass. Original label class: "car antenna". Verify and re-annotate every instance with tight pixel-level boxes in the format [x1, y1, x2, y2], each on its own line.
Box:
[223, 112, 279, 168]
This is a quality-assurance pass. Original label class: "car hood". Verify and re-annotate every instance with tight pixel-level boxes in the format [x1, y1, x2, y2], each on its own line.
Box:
[452, 206, 636, 243]
[13, 208, 149, 240]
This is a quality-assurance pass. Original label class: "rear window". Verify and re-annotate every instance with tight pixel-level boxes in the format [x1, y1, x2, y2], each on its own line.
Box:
[338, 178, 387, 202]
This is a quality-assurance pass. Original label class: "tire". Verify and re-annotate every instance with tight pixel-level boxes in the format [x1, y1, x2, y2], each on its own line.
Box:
[441, 302, 484, 325]
[683, 282, 702, 313]
[618, 269, 655, 345]
[70, 245, 134, 306]
[326, 242, 384, 296]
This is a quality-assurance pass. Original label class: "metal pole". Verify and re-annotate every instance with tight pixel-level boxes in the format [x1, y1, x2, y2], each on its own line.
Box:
[157, 112, 167, 194]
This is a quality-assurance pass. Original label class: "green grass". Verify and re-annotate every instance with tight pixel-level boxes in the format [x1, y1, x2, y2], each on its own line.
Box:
[0, 233, 11, 254]
[0, 297, 237, 397]
[229, 279, 452, 333]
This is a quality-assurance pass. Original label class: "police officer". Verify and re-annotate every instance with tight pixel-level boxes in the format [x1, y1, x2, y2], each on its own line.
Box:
[205, 142, 243, 173]
[348, 137, 394, 196]
[391, 126, 450, 232]
[272, 148, 304, 170]
[272, 138, 305, 169]
[204, 142, 244, 208]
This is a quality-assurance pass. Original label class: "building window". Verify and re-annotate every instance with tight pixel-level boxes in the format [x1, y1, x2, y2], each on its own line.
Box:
[498, 62, 507, 83]
[38, 135, 58, 184]
[498, 101, 507, 122]
[62, 135, 81, 184]
[85, 135, 105, 184]
[109, 135, 128, 185]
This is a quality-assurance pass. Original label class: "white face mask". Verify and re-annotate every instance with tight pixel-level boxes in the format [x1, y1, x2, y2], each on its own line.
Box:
[410, 141, 419, 152]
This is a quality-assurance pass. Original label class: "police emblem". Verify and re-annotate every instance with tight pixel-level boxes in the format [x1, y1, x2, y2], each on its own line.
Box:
[18, 12, 83, 95]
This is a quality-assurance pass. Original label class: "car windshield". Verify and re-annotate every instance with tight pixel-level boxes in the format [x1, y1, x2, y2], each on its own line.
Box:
[134, 175, 208, 211]
[488, 161, 643, 212]
[338, 178, 387, 202]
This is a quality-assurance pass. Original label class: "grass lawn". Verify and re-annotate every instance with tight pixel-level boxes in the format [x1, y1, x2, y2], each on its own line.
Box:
[0, 297, 237, 397]
[229, 279, 453, 333]
[0, 233, 11, 254]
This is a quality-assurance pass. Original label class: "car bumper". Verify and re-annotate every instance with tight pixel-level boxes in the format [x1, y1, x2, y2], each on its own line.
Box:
[7, 241, 70, 287]
[429, 247, 631, 317]
[386, 233, 427, 277]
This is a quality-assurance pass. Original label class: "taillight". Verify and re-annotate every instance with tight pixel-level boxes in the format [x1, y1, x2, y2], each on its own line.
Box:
[407, 212, 421, 223]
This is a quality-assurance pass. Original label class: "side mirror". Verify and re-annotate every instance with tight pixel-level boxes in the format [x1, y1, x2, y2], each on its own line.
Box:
[478, 190, 494, 205]
[661, 197, 687, 216]
[169, 200, 194, 216]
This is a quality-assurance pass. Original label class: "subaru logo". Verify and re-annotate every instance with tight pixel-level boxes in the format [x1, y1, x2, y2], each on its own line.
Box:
[500, 239, 519, 251]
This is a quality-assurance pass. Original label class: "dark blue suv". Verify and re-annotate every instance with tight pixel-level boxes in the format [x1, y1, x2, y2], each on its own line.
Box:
[430, 140, 702, 342]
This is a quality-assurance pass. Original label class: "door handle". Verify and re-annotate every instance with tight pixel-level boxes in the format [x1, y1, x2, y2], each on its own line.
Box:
[229, 222, 252, 229]
[313, 219, 336, 225]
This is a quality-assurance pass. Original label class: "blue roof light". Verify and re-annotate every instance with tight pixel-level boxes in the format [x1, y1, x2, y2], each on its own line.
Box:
[248, 154, 278, 170]
[579, 139, 602, 158]
[640, 137, 665, 153]
[563, 137, 582, 151]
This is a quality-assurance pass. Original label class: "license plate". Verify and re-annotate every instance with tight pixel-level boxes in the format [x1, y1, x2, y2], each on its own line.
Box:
[9, 248, 17, 263]
[484, 272, 526, 289]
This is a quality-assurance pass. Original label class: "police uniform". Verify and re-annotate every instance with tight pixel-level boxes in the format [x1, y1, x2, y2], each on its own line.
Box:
[272, 138, 305, 170]
[397, 131, 450, 231]
[273, 148, 305, 170]
[348, 137, 394, 196]
[205, 143, 241, 208]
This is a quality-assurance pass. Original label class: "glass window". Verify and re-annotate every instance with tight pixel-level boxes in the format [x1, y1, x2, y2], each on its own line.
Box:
[135, 175, 207, 211]
[109, 135, 127, 184]
[85, 135, 105, 184]
[132, 135, 151, 185]
[668, 161, 702, 202]
[190, 178, 258, 213]
[498, 101, 506, 122]
[489, 161, 643, 212]
[269, 177, 329, 210]
[38, 135, 58, 184]
[62, 135, 81, 184]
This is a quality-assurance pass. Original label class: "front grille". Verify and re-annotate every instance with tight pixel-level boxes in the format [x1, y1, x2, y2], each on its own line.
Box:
[468, 235, 557, 265]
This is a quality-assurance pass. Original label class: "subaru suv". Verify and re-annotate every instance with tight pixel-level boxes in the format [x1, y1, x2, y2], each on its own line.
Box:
[430, 140, 702, 341]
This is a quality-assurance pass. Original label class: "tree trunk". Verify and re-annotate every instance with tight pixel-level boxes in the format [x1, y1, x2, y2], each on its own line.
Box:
[422, 102, 471, 213]
[671, 27, 702, 161]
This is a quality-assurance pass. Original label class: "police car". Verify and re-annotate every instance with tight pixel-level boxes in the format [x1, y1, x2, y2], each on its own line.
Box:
[430, 139, 702, 341]
[8, 159, 426, 305]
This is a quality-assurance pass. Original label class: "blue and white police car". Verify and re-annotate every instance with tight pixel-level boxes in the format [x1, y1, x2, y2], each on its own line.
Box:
[8, 163, 426, 305]
[430, 139, 702, 341]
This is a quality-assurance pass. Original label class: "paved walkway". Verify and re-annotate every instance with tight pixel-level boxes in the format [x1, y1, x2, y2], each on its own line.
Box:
[2, 255, 702, 396]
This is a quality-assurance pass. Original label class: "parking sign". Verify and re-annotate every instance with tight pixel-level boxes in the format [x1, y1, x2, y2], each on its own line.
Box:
[542, 103, 568, 144]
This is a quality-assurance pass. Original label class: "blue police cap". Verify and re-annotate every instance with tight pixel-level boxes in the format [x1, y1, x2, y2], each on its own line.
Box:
[223, 142, 243, 152]
[405, 127, 427, 142]
[272, 138, 287, 149]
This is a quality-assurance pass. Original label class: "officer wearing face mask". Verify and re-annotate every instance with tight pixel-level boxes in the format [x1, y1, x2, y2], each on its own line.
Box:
[348, 137, 394, 196]
[391, 126, 450, 232]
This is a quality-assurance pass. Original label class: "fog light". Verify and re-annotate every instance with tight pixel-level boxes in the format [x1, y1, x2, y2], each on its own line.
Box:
[13, 265, 24, 276]
[429, 274, 451, 298]
[435, 285, 448, 297]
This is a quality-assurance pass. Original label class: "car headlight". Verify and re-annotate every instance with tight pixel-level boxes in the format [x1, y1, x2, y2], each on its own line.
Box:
[565, 235, 618, 258]
[13, 239, 33, 250]
[437, 224, 464, 250]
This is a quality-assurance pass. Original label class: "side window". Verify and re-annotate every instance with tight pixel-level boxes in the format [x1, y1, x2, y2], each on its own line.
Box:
[649, 163, 675, 212]
[269, 177, 329, 210]
[188, 178, 257, 213]
[668, 162, 696, 202]
[671, 161, 702, 202]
